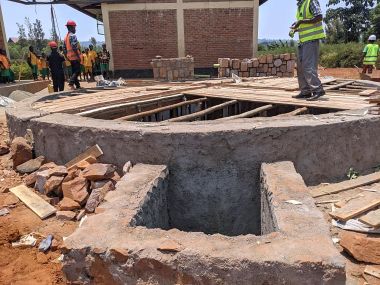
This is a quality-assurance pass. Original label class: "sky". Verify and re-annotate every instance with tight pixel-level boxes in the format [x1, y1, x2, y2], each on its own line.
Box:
[1, 0, 329, 41]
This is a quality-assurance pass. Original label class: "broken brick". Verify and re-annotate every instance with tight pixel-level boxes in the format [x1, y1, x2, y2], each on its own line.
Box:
[44, 176, 64, 195]
[82, 163, 116, 181]
[56, 211, 76, 221]
[340, 231, 380, 264]
[11, 137, 33, 169]
[62, 176, 89, 205]
[59, 197, 81, 211]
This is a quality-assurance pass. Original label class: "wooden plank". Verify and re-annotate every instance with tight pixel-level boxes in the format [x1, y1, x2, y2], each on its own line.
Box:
[324, 81, 355, 91]
[117, 98, 207, 121]
[329, 192, 380, 221]
[10, 185, 57, 219]
[77, 94, 184, 117]
[364, 265, 380, 279]
[217, 104, 274, 120]
[65, 144, 103, 168]
[167, 100, 238, 122]
[312, 172, 380, 198]
[360, 89, 378, 96]
[359, 208, 380, 227]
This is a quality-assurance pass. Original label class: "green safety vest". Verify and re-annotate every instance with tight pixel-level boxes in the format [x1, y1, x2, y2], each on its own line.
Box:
[363, 44, 379, 66]
[296, 0, 326, 43]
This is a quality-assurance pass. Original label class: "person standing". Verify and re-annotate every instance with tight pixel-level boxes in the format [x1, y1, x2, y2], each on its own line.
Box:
[99, 43, 110, 79]
[63, 20, 81, 90]
[40, 53, 49, 80]
[0, 49, 12, 83]
[362, 35, 379, 74]
[47, 41, 65, 92]
[83, 48, 93, 82]
[291, 0, 326, 101]
[27, 46, 38, 81]
[88, 44, 97, 80]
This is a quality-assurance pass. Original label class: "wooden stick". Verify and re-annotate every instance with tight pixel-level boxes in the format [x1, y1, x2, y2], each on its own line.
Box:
[167, 100, 238, 122]
[324, 81, 355, 91]
[277, 107, 308, 117]
[217, 104, 274, 120]
[77, 94, 185, 117]
[117, 98, 208, 121]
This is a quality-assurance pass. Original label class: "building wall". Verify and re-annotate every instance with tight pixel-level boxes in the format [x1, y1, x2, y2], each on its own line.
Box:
[102, 0, 259, 74]
[0, 4, 9, 57]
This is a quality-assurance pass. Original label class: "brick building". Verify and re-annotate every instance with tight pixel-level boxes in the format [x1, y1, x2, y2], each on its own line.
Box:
[0, 3, 9, 57]
[12, 0, 268, 76]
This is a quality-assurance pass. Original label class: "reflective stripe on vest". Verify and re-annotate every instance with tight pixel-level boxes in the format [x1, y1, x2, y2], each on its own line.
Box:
[363, 44, 379, 65]
[64, 33, 79, 61]
[296, 0, 325, 43]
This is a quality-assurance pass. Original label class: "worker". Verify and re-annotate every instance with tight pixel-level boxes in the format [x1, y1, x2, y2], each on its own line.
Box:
[40, 53, 49, 80]
[27, 46, 38, 81]
[63, 20, 81, 90]
[47, 41, 65, 92]
[99, 43, 110, 79]
[83, 48, 93, 82]
[88, 44, 97, 80]
[290, 0, 326, 101]
[362, 35, 379, 74]
[0, 49, 12, 83]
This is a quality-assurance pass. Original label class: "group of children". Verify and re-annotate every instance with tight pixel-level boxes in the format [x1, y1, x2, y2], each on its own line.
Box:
[28, 44, 109, 83]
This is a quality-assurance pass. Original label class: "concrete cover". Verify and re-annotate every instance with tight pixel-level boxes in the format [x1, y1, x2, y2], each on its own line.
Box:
[61, 161, 345, 284]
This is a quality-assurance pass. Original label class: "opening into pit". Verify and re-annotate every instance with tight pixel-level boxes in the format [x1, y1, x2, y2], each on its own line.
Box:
[136, 177, 263, 237]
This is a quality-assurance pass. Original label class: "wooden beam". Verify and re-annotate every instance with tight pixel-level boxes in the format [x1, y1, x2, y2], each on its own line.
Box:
[117, 98, 207, 121]
[359, 208, 380, 227]
[167, 100, 238, 122]
[217, 104, 274, 120]
[312, 172, 380, 198]
[77, 94, 185, 117]
[277, 107, 308, 117]
[65, 145, 103, 169]
[324, 81, 355, 91]
[10, 185, 57, 219]
[329, 191, 380, 221]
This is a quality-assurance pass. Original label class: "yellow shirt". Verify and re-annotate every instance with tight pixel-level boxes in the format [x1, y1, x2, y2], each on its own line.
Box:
[89, 50, 97, 63]
[37, 59, 43, 71]
[40, 58, 47, 69]
[83, 54, 92, 67]
[29, 52, 37, 65]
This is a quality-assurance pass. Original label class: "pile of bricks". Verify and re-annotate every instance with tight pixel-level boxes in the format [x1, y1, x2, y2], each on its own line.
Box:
[151, 56, 195, 81]
[218, 53, 296, 78]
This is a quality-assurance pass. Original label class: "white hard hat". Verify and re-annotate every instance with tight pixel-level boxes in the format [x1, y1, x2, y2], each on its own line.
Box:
[369, 35, 377, 41]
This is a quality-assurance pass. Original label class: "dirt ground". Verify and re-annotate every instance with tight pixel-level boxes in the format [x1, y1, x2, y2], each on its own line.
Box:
[0, 118, 77, 285]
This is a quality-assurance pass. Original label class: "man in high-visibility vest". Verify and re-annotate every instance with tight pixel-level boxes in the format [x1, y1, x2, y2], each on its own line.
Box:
[290, 0, 326, 101]
[63, 20, 81, 90]
[362, 35, 379, 74]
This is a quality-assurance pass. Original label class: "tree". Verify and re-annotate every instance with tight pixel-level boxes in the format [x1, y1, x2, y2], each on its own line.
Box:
[325, 0, 380, 42]
[370, 3, 380, 39]
[33, 19, 45, 52]
[90, 37, 97, 47]
[16, 23, 27, 47]
[325, 18, 345, 44]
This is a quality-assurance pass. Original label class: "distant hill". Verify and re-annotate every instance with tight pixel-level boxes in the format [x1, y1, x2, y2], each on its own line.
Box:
[80, 41, 105, 48]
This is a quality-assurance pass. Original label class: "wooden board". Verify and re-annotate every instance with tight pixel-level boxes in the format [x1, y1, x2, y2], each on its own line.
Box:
[359, 89, 378, 96]
[10, 185, 57, 219]
[65, 144, 103, 168]
[359, 208, 380, 227]
[312, 172, 380, 198]
[329, 191, 380, 221]
[364, 265, 380, 279]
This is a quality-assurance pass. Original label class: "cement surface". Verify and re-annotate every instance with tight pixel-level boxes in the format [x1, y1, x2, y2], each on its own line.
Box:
[62, 161, 345, 284]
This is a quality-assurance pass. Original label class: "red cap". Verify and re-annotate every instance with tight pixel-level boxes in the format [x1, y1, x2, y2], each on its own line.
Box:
[48, 41, 58, 48]
[66, 20, 77, 27]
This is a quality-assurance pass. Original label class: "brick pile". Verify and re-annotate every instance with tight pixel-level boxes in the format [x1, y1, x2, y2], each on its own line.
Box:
[151, 56, 195, 82]
[218, 53, 296, 78]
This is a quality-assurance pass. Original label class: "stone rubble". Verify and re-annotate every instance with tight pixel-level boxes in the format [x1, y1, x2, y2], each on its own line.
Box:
[10, 137, 33, 168]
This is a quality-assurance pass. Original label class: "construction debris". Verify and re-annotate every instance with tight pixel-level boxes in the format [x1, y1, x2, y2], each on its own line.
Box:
[10, 137, 33, 169]
[11, 233, 37, 248]
[0, 207, 10, 216]
[38, 234, 53, 252]
[340, 231, 380, 264]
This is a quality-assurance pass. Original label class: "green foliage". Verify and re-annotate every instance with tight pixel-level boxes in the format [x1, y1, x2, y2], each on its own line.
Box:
[325, 18, 346, 44]
[258, 40, 296, 55]
[347, 167, 359, 180]
[325, 0, 380, 42]
[319, 42, 365, 68]
[10, 61, 33, 80]
[370, 3, 380, 39]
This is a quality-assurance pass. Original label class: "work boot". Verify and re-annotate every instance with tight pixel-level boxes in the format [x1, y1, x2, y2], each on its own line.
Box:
[292, 92, 312, 99]
[307, 90, 326, 101]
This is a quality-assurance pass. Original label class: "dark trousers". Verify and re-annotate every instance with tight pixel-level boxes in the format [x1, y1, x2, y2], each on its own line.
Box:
[52, 73, 65, 92]
[69, 60, 81, 88]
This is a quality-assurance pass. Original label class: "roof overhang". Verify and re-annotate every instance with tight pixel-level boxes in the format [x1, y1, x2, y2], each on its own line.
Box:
[9, 0, 269, 20]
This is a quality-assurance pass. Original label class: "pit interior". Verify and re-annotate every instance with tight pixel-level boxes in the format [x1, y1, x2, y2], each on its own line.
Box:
[135, 172, 262, 237]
